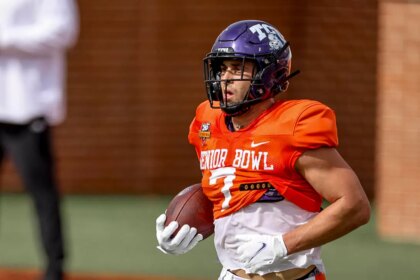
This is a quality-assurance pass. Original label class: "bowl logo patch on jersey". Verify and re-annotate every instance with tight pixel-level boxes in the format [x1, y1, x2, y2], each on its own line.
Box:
[199, 122, 211, 146]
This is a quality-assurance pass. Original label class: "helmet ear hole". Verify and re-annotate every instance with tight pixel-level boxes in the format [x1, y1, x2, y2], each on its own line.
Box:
[275, 70, 285, 79]
[259, 64, 286, 92]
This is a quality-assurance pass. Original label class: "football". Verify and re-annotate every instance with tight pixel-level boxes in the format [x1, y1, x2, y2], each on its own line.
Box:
[164, 183, 214, 239]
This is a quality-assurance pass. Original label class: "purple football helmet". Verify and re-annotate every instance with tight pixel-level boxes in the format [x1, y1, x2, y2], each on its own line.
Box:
[204, 20, 296, 116]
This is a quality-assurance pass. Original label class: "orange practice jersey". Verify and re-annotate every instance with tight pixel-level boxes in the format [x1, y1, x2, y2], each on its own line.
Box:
[188, 100, 338, 219]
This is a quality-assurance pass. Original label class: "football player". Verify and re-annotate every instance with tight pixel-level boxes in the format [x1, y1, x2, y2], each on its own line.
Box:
[156, 20, 370, 280]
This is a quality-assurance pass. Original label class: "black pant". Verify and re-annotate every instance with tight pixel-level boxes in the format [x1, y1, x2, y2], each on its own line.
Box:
[0, 118, 65, 280]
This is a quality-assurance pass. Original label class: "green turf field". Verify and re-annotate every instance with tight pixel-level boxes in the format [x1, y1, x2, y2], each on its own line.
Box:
[0, 194, 419, 279]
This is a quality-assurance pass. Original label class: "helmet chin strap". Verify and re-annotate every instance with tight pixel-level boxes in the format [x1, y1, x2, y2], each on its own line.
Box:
[221, 104, 250, 116]
[221, 96, 265, 116]
[222, 95, 277, 117]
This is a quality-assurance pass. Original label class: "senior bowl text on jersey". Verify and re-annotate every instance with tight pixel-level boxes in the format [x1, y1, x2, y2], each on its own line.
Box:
[200, 148, 273, 171]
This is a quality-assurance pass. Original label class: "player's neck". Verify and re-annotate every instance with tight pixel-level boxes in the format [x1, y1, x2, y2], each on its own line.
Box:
[231, 98, 275, 131]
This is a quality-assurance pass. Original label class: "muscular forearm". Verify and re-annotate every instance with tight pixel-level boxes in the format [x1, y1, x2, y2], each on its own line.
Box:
[283, 195, 370, 255]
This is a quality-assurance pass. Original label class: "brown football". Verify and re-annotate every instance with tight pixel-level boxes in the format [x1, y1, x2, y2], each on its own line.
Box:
[164, 183, 214, 239]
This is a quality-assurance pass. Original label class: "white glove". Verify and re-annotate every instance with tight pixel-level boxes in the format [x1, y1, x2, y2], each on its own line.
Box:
[231, 234, 288, 274]
[155, 213, 203, 255]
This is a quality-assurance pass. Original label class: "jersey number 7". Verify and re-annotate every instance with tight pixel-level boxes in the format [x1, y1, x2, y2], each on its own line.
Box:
[209, 167, 236, 211]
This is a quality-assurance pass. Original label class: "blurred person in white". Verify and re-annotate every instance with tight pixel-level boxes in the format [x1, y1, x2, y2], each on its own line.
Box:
[0, 0, 79, 279]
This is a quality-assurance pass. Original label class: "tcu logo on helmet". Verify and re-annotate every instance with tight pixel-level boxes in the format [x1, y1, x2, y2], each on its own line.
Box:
[249, 24, 283, 50]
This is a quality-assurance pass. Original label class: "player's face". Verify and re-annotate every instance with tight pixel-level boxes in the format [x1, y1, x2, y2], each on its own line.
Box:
[220, 59, 255, 106]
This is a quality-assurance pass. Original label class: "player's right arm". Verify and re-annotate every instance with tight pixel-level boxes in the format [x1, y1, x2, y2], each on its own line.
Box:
[283, 102, 371, 254]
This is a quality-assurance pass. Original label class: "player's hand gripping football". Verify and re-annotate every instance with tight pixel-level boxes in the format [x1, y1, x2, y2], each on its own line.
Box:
[229, 234, 288, 274]
[155, 213, 203, 255]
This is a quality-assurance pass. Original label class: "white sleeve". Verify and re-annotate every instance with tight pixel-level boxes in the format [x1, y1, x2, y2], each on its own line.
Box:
[0, 0, 80, 55]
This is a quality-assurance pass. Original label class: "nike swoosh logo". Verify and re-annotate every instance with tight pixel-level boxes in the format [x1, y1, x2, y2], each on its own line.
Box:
[251, 141, 270, 148]
[249, 242, 267, 262]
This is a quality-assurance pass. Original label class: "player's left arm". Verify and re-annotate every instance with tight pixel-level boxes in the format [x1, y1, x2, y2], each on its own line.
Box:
[283, 146, 371, 255]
